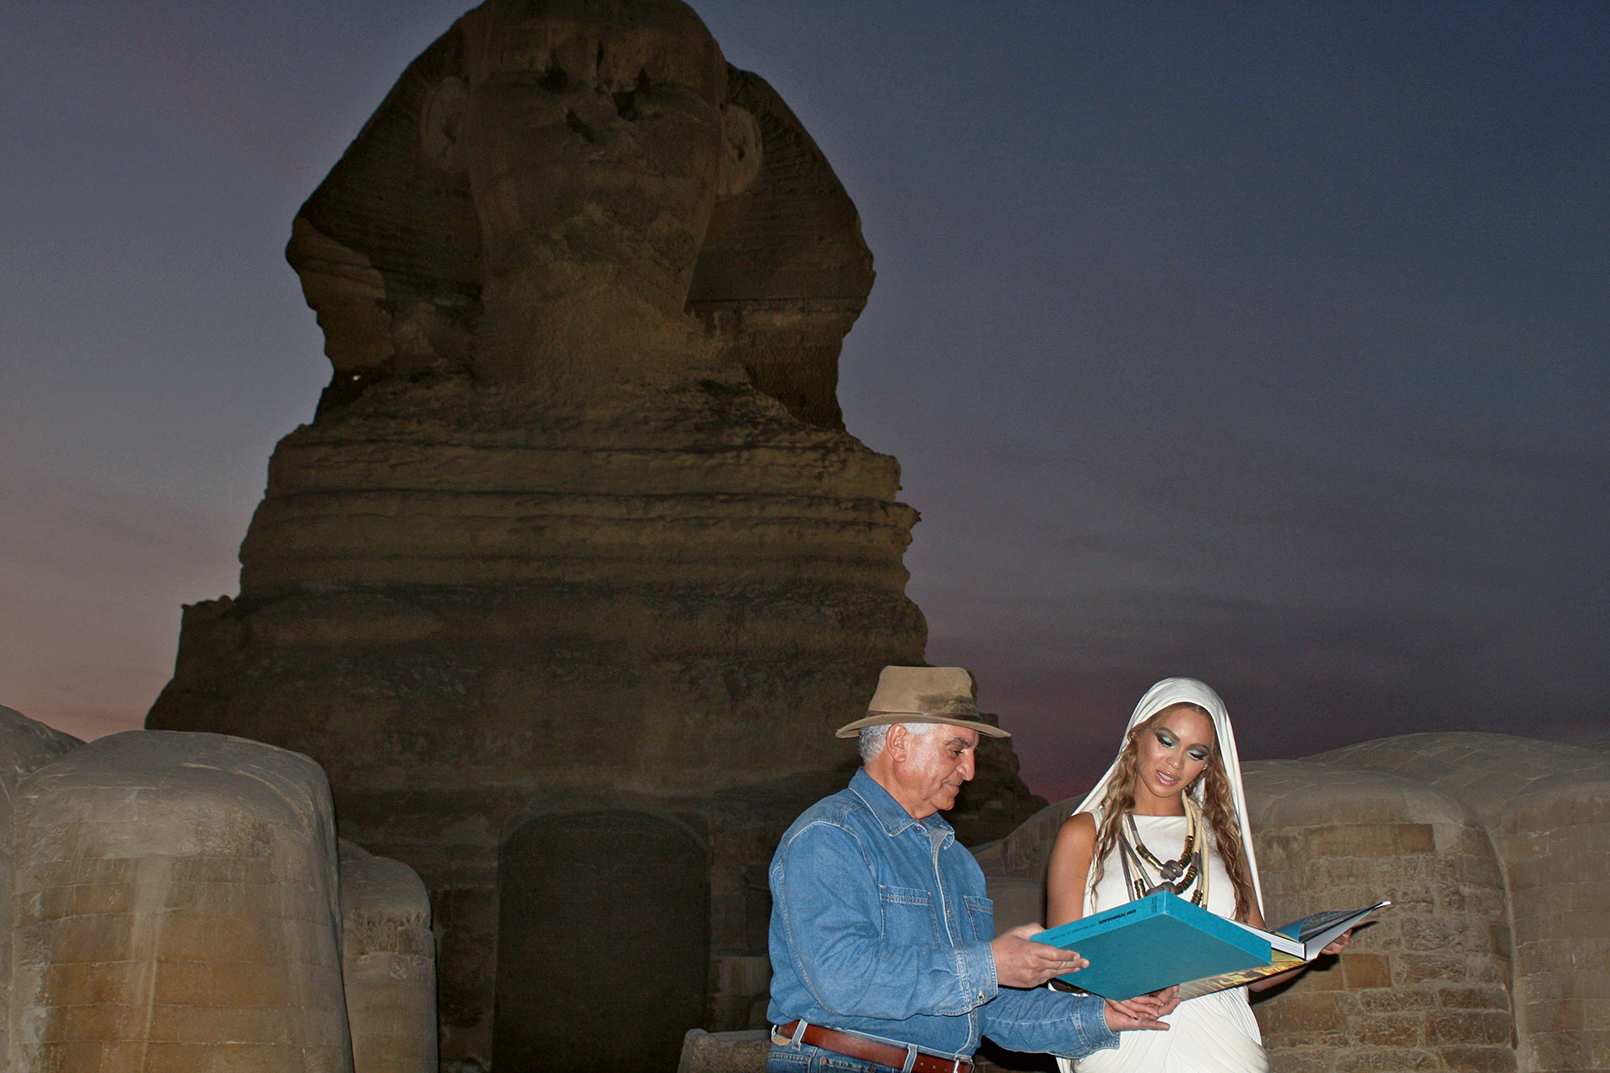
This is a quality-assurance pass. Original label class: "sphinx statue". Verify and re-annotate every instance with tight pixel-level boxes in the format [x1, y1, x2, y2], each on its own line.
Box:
[147, 2, 1042, 1068]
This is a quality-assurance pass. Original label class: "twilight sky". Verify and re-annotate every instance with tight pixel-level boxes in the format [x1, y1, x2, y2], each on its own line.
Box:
[3, 1, 1606, 800]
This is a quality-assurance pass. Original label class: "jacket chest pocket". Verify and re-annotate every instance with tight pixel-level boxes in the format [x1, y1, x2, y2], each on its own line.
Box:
[961, 894, 995, 942]
[879, 885, 941, 945]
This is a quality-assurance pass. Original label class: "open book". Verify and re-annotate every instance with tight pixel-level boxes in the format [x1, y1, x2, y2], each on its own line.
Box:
[1035, 890, 1389, 1000]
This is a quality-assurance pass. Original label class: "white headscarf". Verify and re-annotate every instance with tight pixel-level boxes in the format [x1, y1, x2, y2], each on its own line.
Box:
[1072, 677, 1264, 916]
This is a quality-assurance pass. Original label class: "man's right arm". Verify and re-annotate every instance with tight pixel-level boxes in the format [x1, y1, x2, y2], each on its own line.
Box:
[773, 821, 998, 1020]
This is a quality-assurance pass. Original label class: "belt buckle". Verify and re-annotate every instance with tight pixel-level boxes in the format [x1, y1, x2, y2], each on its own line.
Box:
[770, 1021, 809, 1049]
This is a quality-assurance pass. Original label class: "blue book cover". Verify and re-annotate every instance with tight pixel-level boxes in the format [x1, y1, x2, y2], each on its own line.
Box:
[1035, 891, 1273, 1000]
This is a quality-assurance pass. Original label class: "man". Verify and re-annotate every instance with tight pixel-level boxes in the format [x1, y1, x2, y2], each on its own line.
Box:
[767, 666, 1177, 1073]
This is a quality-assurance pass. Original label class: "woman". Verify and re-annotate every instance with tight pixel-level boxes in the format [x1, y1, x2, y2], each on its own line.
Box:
[1045, 678, 1347, 1072]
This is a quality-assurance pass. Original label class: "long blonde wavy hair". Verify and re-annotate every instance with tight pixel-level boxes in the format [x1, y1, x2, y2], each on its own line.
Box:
[1087, 702, 1258, 923]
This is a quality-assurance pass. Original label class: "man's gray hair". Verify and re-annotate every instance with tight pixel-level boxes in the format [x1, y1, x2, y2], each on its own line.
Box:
[857, 722, 940, 762]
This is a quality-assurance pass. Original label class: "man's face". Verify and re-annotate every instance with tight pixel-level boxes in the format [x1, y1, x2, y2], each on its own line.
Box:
[889, 725, 979, 819]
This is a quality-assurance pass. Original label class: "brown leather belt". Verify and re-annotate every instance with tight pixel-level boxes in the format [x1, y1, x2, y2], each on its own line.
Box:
[773, 1021, 972, 1073]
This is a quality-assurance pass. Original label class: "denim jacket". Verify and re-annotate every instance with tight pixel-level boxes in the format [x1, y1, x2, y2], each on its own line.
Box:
[767, 769, 1118, 1061]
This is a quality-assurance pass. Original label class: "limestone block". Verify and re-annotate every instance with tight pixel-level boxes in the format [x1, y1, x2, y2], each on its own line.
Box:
[984, 876, 1044, 935]
[1244, 760, 1515, 1073]
[969, 797, 1079, 883]
[678, 1028, 770, 1073]
[1311, 733, 1610, 1073]
[338, 840, 436, 1073]
[0, 706, 81, 1065]
[8, 730, 350, 1073]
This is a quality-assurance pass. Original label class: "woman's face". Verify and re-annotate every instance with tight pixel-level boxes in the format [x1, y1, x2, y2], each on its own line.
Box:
[1131, 704, 1216, 813]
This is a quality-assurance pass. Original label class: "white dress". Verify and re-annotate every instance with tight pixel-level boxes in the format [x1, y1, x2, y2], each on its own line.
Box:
[1060, 813, 1269, 1073]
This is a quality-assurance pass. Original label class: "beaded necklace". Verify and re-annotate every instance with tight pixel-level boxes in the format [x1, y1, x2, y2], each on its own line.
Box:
[1115, 795, 1208, 906]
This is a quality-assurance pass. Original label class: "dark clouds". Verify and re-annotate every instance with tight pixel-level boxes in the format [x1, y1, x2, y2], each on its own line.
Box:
[2, 2, 1606, 792]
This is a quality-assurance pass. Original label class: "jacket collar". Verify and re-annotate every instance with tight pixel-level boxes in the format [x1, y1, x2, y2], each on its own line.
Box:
[849, 768, 955, 846]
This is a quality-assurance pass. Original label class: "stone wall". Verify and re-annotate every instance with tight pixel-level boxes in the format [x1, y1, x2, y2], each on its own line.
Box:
[1500, 779, 1610, 1073]
[8, 731, 353, 1072]
[1246, 761, 1514, 1073]
[1311, 734, 1610, 1073]
[0, 706, 81, 1066]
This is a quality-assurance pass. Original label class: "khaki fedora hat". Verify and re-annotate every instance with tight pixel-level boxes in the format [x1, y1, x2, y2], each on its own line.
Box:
[835, 666, 1011, 739]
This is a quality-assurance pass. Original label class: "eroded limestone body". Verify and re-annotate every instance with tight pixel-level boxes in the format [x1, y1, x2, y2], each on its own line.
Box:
[139, 1, 1045, 1064]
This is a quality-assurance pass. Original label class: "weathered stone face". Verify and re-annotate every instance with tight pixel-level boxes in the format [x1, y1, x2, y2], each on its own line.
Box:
[455, 0, 735, 389]
[277, 0, 853, 421]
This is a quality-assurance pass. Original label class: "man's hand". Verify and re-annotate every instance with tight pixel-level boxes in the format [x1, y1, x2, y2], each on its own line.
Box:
[1103, 987, 1180, 1031]
[990, 924, 1089, 989]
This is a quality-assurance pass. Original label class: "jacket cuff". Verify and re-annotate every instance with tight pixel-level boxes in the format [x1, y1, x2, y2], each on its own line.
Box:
[1072, 994, 1119, 1052]
[959, 939, 998, 1010]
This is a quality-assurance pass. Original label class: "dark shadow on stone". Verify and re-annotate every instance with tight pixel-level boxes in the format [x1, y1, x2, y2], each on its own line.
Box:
[492, 808, 710, 1073]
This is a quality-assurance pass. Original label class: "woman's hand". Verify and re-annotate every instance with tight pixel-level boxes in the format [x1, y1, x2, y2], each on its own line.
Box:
[1102, 987, 1180, 1031]
[1249, 928, 1356, 990]
[1319, 928, 1353, 957]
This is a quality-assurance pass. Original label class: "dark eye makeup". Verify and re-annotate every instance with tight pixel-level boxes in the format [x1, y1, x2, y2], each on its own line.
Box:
[1156, 729, 1210, 761]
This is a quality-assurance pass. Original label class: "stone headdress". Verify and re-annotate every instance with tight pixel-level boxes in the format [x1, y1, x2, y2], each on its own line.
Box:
[1072, 677, 1264, 915]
